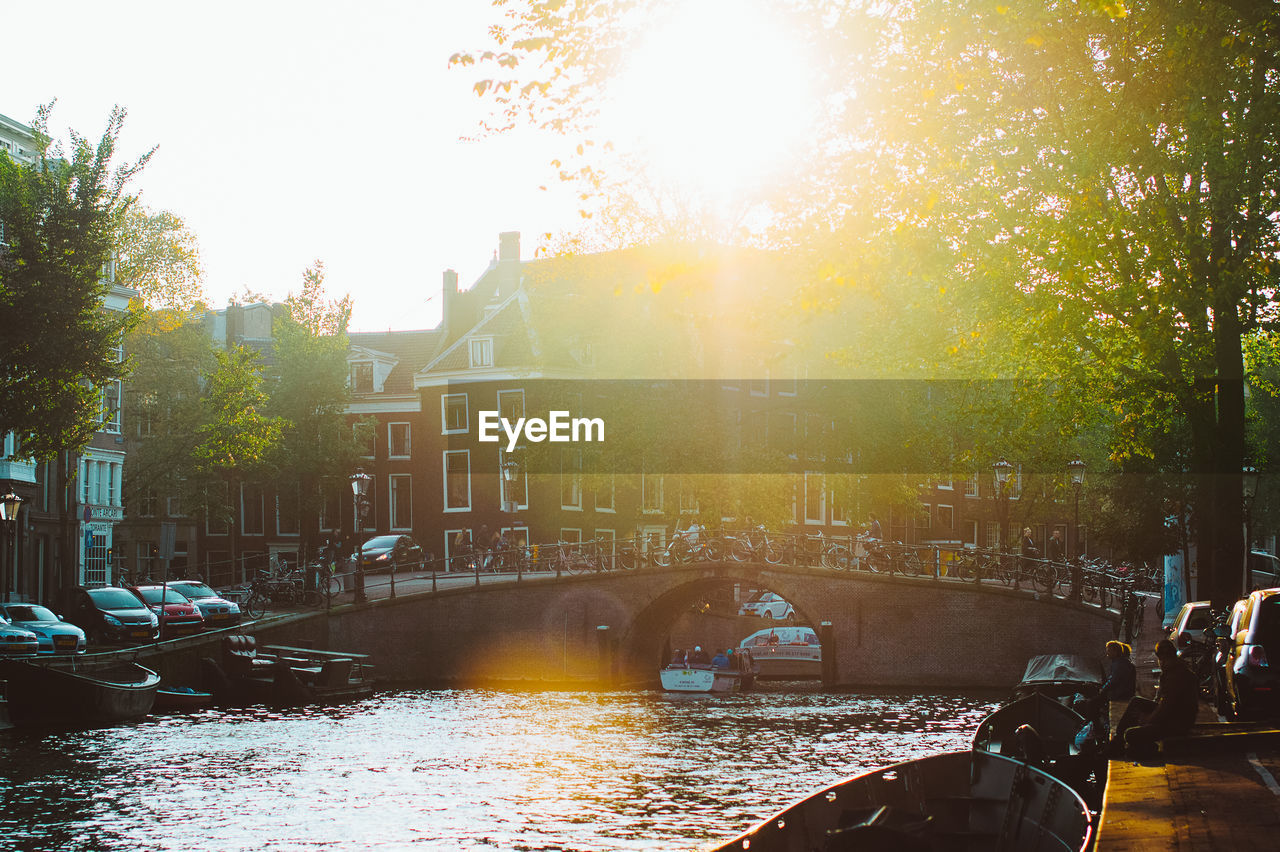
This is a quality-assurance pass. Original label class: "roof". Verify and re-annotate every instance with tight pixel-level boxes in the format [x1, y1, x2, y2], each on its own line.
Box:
[348, 328, 443, 394]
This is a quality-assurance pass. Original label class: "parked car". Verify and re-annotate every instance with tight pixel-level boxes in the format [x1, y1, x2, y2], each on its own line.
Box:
[1248, 551, 1280, 591]
[129, 585, 205, 637]
[0, 616, 39, 655]
[1168, 600, 1214, 649]
[63, 586, 160, 645]
[1223, 588, 1280, 720]
[0, 603, 86, 654]
[739, 591, 795, 622]
[165, 580, 241, 627]
[352, 534, 424, 573]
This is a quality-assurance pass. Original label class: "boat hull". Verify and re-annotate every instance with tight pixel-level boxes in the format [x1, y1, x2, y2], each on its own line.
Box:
[660, 667, 744, 693]
[0, 658, 159, 726]
[711, 750, 1093, 852]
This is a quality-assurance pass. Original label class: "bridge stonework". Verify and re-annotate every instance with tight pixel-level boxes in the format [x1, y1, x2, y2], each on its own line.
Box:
[252, 564, 1121, 690]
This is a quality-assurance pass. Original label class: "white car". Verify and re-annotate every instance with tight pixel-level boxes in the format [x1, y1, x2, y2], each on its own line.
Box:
[739, 591, 795, 622]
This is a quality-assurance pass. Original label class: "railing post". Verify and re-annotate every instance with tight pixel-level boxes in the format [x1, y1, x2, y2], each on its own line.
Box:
[517, 546, 523, 582]
[432, 558, 438, 593]
[475, 554, 481, 587]
[390, 563, 396, 598]
[934, 547, 941, 580]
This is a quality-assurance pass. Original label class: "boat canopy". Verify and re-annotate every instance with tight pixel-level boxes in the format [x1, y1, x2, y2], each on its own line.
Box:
[1019, 654, 1103, 687]
[739, 626, 819, 648]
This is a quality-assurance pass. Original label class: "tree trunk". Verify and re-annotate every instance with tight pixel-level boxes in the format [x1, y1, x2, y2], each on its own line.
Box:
[1205, 299, 1247, 610]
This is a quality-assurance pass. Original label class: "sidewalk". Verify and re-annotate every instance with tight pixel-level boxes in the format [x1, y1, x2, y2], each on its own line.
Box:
[1096, 631, 1280, 849]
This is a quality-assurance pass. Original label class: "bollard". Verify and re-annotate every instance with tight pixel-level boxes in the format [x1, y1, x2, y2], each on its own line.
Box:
[390, 564, 396, 599]
[820, 620, 836, 688]
[597, 625, 612, 685]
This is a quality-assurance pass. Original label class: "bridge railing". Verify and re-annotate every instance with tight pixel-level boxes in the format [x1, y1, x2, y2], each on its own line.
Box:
[235, 533, 1138, 619]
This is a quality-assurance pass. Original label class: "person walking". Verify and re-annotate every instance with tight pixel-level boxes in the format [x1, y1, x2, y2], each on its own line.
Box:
[1047, 529, 1064, 563]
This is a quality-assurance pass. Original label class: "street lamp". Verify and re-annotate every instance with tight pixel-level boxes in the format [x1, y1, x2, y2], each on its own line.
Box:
[350, 469, 371, 604]
[0, 492, 23, 604]
[1243, 465, 1260, 590]
[1067, 457, 1086, 559]
[992, 458, 1013, 551]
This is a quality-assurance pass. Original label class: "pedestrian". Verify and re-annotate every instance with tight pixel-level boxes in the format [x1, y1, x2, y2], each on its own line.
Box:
[1047, 529, 1065, 563]
[866, 513, 882, 540]
[1110, 639, 1199, 758]
[1020, 527, 1038, 558]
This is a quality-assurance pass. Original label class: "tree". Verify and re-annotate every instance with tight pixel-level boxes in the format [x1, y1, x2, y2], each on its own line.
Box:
[0, 104, 151, 459]
[464, 1, 1280, 605]
[115, 204, 205, 309]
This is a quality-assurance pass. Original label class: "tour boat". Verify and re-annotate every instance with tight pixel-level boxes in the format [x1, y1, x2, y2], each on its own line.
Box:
[737, 625, 821, 679]
[711, 750, 1093, 852]
[660, 649, 755, 693]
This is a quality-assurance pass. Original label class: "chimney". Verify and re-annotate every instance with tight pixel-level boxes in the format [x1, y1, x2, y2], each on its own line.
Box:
[498, 231, 521, 263]
[441, 268, 459, 329]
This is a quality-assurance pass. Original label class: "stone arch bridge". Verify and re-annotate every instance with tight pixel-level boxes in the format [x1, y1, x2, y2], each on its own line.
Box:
[246, 561, 1124, 690]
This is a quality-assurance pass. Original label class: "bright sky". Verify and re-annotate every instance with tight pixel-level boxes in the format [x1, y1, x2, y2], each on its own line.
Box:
[5, 1, 819, 333]
[3, 1, 581, 332]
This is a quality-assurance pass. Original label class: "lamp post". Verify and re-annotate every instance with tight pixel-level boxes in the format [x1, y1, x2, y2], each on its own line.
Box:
[1243, 465, 1260, 593]
[350, 469, 371, 604]
[992, 457, 1013, 550]
[1067, 457, 1086, 559]
[1, 492, 23, 604]
[501, 457, 520, 577]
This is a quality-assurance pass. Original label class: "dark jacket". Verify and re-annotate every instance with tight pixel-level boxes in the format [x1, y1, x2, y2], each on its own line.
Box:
[1101, 656, 1137, 702]
[1149, 656, 1199, 732]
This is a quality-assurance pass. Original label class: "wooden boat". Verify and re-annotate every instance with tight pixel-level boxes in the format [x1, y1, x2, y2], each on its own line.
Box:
[154, 686, 214, 711]
[0, 658, 159, 726]
[661, 649, 755, 693]
[201, 636, 374, 706]
[738, 626, 822, 680]
[711, 750, 1093, 852]
[973, 691, 1102, 799]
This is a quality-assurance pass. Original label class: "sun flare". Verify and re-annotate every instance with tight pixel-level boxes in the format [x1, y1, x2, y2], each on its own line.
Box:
[602, 0, 819, 207]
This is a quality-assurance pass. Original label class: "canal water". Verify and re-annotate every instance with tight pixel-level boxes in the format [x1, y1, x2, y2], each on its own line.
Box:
[0, 686, 999, 851]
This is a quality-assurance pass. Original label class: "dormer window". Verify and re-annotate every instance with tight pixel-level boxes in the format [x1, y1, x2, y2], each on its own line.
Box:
[469, 338, 493, 368]
[351, 362, 374, 393]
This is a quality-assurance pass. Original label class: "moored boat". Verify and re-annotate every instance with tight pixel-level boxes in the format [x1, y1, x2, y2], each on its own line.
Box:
[1011, 654, 1104, 704]
[0, 658, 159, 726]
[154, 686, 214, 711]
[711, 750, 1093, 852]
[973, 691, 1102, 799]
[738, 625, 821, 679]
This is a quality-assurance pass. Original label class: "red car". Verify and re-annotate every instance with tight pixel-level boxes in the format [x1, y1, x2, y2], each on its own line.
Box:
[129, 585, 205, 637]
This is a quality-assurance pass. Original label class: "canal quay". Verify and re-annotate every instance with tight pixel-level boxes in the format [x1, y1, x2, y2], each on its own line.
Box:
[5, 575, 1280, 850]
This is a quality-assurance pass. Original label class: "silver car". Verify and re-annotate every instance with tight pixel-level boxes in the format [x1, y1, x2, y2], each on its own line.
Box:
[165, 581, 242, 627]
[0, 603, 87, 654]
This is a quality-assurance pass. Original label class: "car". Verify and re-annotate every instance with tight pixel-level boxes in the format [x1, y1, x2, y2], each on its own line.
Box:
[63, 586, 160, 645]
[351, 534, 424, 573]
[1168, 600, 1214, 649]
[164, 580, 242, 627]
[1248, 551, 1280, 591]
[0, 603, 86, 654]
[1222, 588, 1280, 720]
[129, 585, 205, 637]
[738, 591, 795, 622]
[0, 616, 39, 655]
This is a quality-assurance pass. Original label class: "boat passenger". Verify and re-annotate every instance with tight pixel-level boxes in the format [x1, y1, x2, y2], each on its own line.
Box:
[689, 646, 711, 666]
[711, 649, 730, 669]
[670, 648, 685, 666]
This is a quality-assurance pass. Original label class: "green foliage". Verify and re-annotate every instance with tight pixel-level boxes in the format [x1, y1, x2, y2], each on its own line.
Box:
[0, 104, 151, 459]
[115, 204, 205, 309]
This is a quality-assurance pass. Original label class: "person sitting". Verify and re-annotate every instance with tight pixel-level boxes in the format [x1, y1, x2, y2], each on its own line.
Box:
[689, 645, 711, 666]
[1099, 640, 1137, 702]
[710, 648, 731, 669]
[669, 648, 685, 666]
[1110, 639, 1199, 758]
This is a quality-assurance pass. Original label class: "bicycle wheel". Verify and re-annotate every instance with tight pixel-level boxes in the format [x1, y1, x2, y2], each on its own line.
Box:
[901, 552, 923, 577]
[244, 593, 265, 619]
[762, 542, 783, 565]
[301, 590, 322, 608]
[1032, 563, 1058, 594]
[822, 546, 850, 570]
[326, 576, 343, 598]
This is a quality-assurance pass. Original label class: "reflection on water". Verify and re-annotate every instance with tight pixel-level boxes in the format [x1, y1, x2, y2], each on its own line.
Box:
[0, 686, 998, 851]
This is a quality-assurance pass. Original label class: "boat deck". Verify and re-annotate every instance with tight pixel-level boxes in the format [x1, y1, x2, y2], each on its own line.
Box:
[1096, 643, 1280, 849]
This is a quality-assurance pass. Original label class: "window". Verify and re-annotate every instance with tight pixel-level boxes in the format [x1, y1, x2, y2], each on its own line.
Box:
[561, 450, 582, 510]
[390, 474, 412, 530]
[388, 423, 411, 458]
[918, 503, 933, 532]
[498, 388, 525, 423]
[277, 487, 300, 536]
[444, 450, 471, 511]
[595, 475, 616, 512]
[963, 473, 979, 498]
[442, 394, 468, 434]
[963, 519, 978, 546]
[469, 338, 493, 368]
[241, 484, 265, 536]
[100, 380, 121, 434]
[354, 422, 375, 457]
[642, 473, 664, 513]
[350, 362, 374, 393]
[985, 521, 1001, 549]
[831, 488, 848, 525]
[804, 473, 824, 524]
[936, 504, 954, 532]
[139, 487, 157, 518]
[937, 477, 954, 491]
[319, 481, 341, 531]
[770, 411, 797, 455]
[167, 492, 185, 518]
[560, 528, 582, 544]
